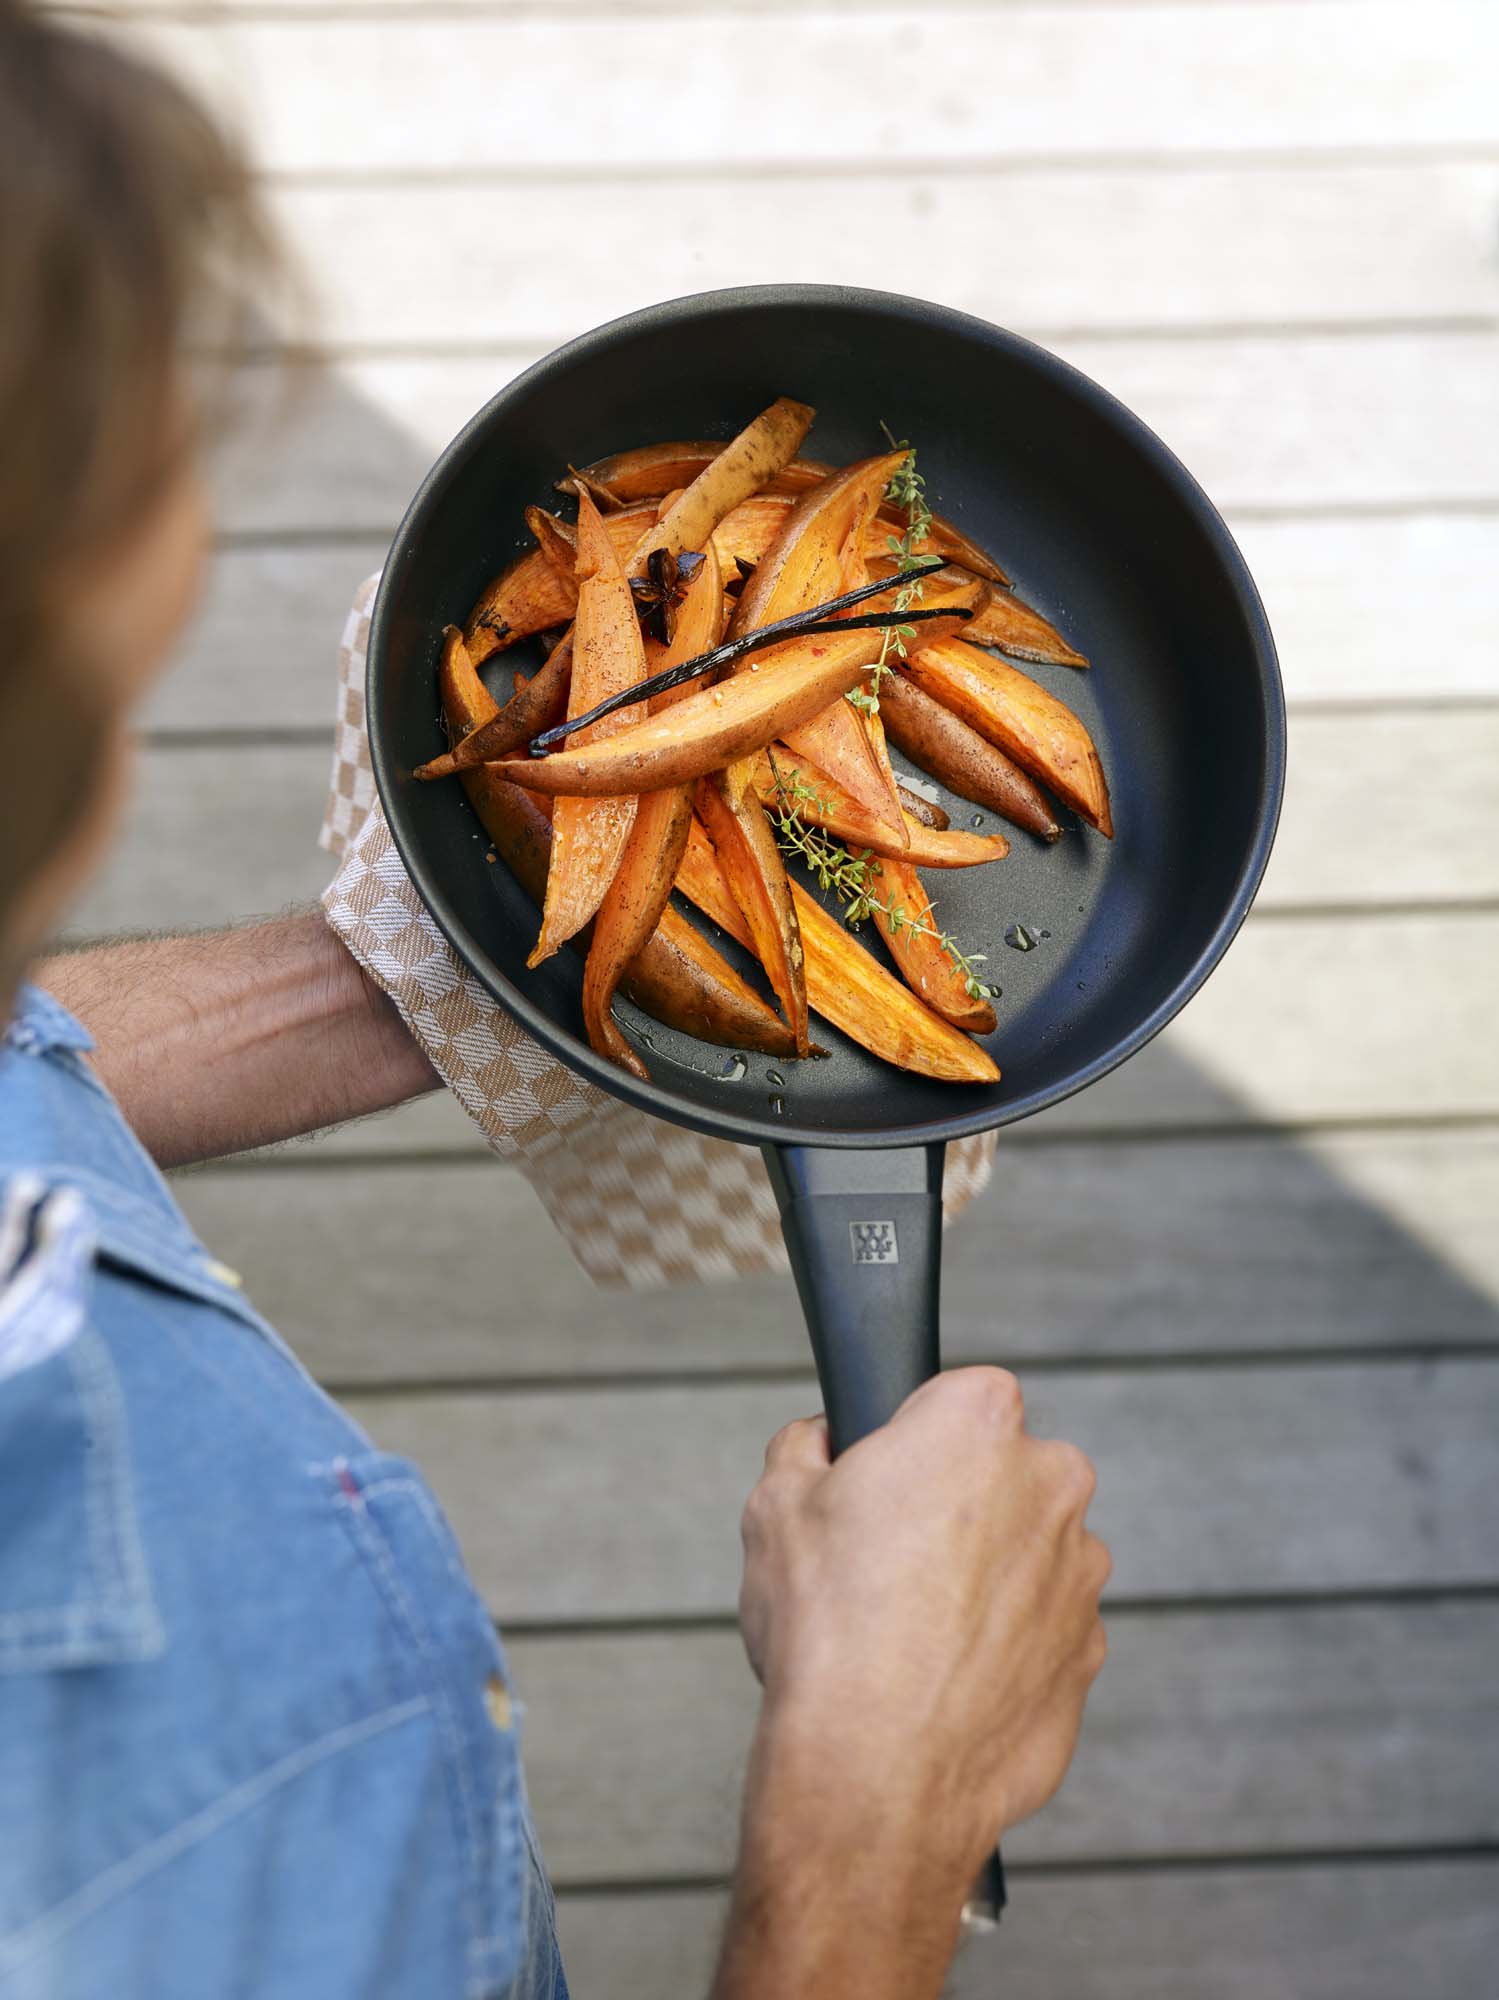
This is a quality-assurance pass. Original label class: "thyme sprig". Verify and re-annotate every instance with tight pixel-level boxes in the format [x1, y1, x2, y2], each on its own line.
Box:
[847, 428, 936, 718]
[767, 760, 999, 1002]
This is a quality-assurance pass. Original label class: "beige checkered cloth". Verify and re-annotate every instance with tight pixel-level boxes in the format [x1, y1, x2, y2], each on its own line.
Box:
[321, 574, 996, 1288]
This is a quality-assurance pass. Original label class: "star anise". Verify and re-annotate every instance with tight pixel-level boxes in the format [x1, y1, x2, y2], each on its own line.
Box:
[629, 547, 707, 645]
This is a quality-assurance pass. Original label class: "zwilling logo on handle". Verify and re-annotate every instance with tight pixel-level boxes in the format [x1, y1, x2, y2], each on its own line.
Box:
[850, 1220, 899, 1266]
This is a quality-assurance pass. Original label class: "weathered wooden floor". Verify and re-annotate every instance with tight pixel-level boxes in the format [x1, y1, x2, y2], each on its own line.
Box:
[58, 1, 1499, 1992]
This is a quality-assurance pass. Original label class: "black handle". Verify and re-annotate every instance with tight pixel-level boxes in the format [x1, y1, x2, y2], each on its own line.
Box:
[762, 1141, 1006, 1929]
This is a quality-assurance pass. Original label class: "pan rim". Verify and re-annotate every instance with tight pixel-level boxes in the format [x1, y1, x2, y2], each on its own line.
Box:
[369, 281, 1286, 1153]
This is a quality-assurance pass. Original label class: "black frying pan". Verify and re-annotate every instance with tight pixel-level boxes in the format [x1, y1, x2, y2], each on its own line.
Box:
[369, 284, 1285, 1925]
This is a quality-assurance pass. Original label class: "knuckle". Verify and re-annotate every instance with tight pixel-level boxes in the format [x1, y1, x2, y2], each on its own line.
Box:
[950, 1365, 1025, 1430]
[1047, 1439, 1098, 1509]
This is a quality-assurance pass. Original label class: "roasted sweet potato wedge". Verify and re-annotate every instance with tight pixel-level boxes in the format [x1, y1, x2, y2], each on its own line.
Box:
[529, 493, 650, 964]
[677, 821, 999, 1085]
[753, 749, 1008, 867]
[415, 630, 572, 781]
[437, 626, 796, 1058]
[730, 452, 907, 638]
[898, 785, 949, 831]
[731, 455, 911, 839]
[696, 767, 810, 1058]
[582, 541, 729, 1076]
[462, 548, 576, 666]
[878, 670, 1061, 841]
[492, 624, 891, 799]
[627, 398, 815, 578]
[868, 857, 999, 1036]
[561, 445, 1009, 584]
[461, 501, 660, 662]
[872, 561, 1087, 667]
[582, 786, 695, 1077]
[904, 639, 1113, 837]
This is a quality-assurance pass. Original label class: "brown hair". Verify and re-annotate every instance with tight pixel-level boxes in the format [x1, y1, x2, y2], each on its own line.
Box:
[0, 2, 271, 984]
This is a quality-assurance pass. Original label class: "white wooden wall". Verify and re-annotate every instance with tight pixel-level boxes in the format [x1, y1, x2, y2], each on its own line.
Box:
[55, 2, 1499, 1993]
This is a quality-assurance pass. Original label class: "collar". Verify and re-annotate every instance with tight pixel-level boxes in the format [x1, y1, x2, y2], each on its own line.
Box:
[3, 983, 96, 1058]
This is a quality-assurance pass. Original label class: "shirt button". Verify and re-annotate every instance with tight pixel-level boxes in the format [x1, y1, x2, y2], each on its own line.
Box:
[484, 1675, 514, 1733]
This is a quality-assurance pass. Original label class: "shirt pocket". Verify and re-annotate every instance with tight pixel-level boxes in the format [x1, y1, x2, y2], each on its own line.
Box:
[324, 1451, 526, 2000]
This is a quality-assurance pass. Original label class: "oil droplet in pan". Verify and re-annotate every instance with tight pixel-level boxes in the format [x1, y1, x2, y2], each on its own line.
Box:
[766, 1069, 786, 1088]
[768, 1094, 786, 1116]
[718, 1054, 747, 1081]
[1004, 923, 1040, 952]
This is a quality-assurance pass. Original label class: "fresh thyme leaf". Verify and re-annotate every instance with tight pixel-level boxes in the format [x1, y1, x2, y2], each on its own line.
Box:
[766, 762, 1001, 1000]
[848, 431, 936, 720]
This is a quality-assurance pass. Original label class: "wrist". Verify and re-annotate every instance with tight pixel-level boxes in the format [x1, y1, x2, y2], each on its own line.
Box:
[714, 1698, 973, 2000]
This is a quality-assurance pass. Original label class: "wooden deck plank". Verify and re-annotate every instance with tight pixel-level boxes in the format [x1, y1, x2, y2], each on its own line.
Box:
[206, 331, 1499, 536]
[255, 161, 1499, 350]
[173, 1126, 1499, 1386]
[142, 511, 1499, 735]
[552, 1861, 1499, 2000]
[101, 710, 1499, 919]
[341, 1361, 1499, 1619]
[121, 7, 1499, 176]
[512, 1603, 1499, 1879]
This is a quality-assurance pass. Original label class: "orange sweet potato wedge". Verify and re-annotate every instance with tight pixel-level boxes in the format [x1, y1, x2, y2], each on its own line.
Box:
[753, 748, 1008, 868]
[730, 451, 907, 639]
[492, 624, 889, 799]
[868, 857, 999, 1036]
[871, 560, 1087, 667]
[733, 455, 911, 840]
[626, 398, 815, 578]
[415, 629, 572, 780]
[582, 541, 729, 1076]
[904, 638, 1113, 837]
[582, 786, 695, 1077]
[561, 444, 1009, 585]
[528, 492, 649, 965]
[461, 500, 660, 662]
[462, 547, 576, 665]
[696, 766, 810, 1058]
[439, 624, 794, 1058]
[877, 670, 1061, 842]
[677, 821, 999, 1084]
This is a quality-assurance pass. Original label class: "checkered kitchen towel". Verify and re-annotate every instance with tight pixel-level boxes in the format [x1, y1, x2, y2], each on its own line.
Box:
[321, 575, 996, 1288]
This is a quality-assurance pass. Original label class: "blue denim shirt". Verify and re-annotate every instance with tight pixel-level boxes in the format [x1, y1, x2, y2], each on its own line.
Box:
[0, 985, 567, 2000]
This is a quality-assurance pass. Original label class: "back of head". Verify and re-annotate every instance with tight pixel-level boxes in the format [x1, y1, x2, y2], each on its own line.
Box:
[0, 1, 270, 990]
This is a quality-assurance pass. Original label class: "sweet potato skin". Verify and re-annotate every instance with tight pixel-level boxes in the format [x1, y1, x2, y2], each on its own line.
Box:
[878, 669, 1062, 841]
[904, 638, 1113, 837]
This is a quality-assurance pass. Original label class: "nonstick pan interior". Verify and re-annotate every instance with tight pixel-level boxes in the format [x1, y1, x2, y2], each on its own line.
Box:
[370, 286, 1283, 1152]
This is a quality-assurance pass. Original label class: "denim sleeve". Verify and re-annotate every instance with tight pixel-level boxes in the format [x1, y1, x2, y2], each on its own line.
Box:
[0, 1006, 567, 2000]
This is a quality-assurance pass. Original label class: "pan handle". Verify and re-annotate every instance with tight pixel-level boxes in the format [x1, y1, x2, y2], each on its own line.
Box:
[761, 1141, 1006, 1932]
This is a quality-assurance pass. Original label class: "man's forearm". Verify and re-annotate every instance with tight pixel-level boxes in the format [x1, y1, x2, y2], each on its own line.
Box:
[39, 909, 438, 1167]
[712, 1706, 972, 2000]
